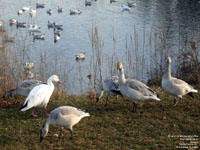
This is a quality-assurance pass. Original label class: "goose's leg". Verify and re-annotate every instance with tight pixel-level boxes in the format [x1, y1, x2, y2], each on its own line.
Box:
[104, 92, 109, 107]
[172, 97, 179, 107]
[132, 102, 137, 113]
[59, 127, 64, 139]
[44, 108, 49, 117]
[68, 128, 73, 140]
[31, 107, 38, 117]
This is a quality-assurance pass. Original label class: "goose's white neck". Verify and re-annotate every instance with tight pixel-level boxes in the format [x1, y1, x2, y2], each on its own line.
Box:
[47, 77, 54, 86]
[118, 68, 126, 84]
[164, 61, 172, 79]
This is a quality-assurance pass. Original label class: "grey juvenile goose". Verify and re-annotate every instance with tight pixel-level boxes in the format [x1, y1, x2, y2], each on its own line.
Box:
[40, 106, 90, 142]
[117, 62, 160, 113]
[2, 79, 42, 98]
[96, 76, 122, 106]
[161, 57, 198, 106]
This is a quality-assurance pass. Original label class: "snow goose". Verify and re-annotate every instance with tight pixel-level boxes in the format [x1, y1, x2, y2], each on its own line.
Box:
[20, 75, 61, 117]
[117, 62, 160, 113]
[22, 7, 30, 12]
[96, 76, 122, 106]
[40, 106, 90, 142]
[161, 57, 198, 106]
[2, 79, 42, 99]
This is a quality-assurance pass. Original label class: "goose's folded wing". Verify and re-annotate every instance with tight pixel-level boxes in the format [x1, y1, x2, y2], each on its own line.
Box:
[108, 76, 120, 91]
[23, 84, 48, 106]
[19, 79, 42, 88]
[172, 78, 191, 87]
[128, 79, 156, 96]
[60, 106, 86, 117]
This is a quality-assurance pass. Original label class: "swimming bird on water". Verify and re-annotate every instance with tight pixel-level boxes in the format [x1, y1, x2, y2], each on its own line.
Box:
[117, 62, 160, 113]
[161, 57, 198, 107]
[40, 106, 90, 142]
[96, 76, 122, 106]
[20, 75, 61, 117]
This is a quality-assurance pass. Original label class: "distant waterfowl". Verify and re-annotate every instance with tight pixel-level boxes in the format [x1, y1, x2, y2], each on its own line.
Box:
[58, 6, 63, 13]
[40, 106, 90, 142]
[75, 52, 85, 60]
[36, 3, 45, 8]
[54, 34, 60, 43]
[70, 9, 82, 15]
[96, 76, 122, 106]
[24, 62, 34, 69]
[127, 1, 136, 7]
[85, 0, 92, 6]
[122, 5, 131, 11]
[20, 75, 61, 117]
[47, 21, 54, 29]
[110, 0, 118, 3]
[26, 71, 35, 79]
[47, 9, 53, 15]
[9, 19, 17, 25]
[54, 29, 61, 37]
[29, 24, 40, 33]
[53, 22, 63, 31]
[33, 34, 45, 41]
[16, 22, 27, 28]
[22, 7, 30, 12]
[2, 79, 42, 99]
[29, 9, 36, 16]
[161, 57, 198, 107]
[17, 10, 23, 15]
[29, 27, 40, 34]
[117, 62, 160, 113]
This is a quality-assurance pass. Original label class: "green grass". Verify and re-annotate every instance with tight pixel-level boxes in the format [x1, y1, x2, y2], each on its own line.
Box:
[0, 88, 200, 150]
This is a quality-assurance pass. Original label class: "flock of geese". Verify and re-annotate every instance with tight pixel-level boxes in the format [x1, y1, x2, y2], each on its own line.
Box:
[2, 57, 198, 142]
[8, 0, 136, 44]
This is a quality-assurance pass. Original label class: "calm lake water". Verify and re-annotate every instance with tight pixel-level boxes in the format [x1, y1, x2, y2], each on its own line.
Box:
[0, 0, 200, 94]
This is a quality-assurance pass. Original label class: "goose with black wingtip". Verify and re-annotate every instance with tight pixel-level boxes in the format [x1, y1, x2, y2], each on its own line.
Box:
[20, 75, 61, 117]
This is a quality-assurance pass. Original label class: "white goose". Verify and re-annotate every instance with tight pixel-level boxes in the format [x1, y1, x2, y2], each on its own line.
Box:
[117, 62, 160, 112]
[96, 76, 122, 106]
[161, 57, 198, 106]
[20, 75, 61, 117]
[40, 106, 90, 142]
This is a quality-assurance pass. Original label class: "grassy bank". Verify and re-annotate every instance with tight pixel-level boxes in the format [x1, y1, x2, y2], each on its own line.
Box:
[0, 88, 199, 150]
